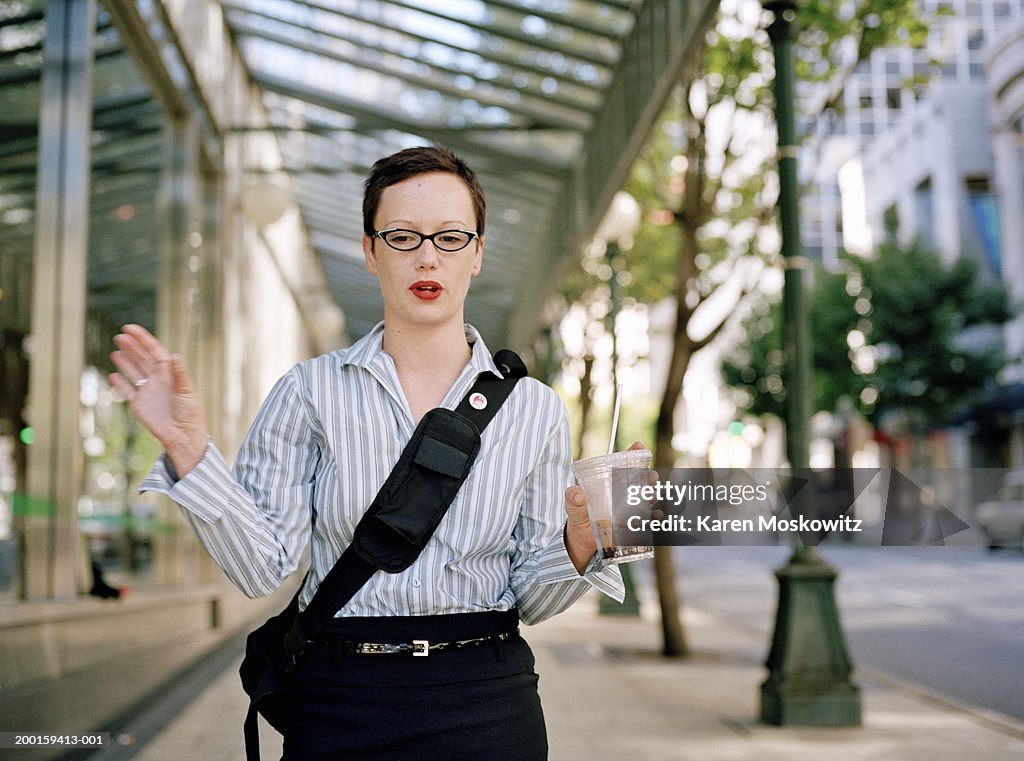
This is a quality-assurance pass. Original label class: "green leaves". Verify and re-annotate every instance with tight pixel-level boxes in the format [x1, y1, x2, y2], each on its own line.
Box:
[723, 239, 1015, 429]
[858, 239, 1013, 426]
[793, 0, 931, 85]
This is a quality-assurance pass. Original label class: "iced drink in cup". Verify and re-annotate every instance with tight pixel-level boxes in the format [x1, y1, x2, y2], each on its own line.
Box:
[571, 449, 655, 564]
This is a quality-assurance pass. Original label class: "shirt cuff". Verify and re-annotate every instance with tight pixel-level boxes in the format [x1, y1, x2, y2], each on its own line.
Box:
[534, 530, 625, 603]
[139, 438, 229, 524]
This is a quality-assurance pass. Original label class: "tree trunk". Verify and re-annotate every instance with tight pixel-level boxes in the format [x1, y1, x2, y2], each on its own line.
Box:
[576, 354, 595, 459]
[651, 188, 704, 656]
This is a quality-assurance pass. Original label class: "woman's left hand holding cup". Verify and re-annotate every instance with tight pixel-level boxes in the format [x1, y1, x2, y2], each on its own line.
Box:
[563, 440, 649, 574]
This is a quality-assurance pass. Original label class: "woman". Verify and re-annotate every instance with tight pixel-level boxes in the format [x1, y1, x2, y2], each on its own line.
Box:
[110, 146, 628, 760]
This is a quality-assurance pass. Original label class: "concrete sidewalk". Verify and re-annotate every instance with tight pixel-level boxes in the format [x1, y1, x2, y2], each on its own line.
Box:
[96, 592, 1024, 761]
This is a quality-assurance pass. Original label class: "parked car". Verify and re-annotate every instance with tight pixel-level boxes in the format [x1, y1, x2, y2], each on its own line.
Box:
[974, 469, 1024, 549]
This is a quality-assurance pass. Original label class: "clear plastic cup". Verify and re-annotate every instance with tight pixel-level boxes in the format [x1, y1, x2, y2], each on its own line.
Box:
[572, 449, 655, 565]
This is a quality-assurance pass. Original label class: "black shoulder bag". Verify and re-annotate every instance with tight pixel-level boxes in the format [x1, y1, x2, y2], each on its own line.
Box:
[239, 350, 527, 761]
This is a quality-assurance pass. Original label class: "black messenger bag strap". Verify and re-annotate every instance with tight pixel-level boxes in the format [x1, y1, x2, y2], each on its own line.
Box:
[244, 350, 527, 761]
[300, 347, 527, 635]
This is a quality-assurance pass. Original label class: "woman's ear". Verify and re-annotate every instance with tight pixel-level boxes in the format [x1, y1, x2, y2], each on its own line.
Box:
[362, 235, 378, 275]
[470, 236, 484, 277]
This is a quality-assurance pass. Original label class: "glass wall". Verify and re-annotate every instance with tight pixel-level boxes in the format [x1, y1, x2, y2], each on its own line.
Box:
[0, 0, 46, 601]
[81, 2, 164, 595]
[0, 0, 164, 601]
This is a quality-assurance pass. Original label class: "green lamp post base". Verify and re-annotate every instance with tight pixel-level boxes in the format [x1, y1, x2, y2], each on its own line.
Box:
[759, 548, 861, 726]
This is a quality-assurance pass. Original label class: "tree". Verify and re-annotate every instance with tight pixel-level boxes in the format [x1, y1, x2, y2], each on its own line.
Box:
[723, 266, 858, 419]
[554, 249, 616, 459]
[724, 238, 1014, 435]
[857, 239, 1012, 428]
[576, 0, 934, 657]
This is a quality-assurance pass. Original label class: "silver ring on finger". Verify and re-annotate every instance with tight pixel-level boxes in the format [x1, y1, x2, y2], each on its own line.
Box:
[134, 378, 148, 388]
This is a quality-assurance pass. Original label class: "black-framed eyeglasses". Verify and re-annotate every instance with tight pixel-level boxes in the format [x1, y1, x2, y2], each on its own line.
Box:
[372, 228, 480, 253]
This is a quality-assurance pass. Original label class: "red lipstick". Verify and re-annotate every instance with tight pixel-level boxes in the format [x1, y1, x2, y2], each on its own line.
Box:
[410, 280, 443, 300]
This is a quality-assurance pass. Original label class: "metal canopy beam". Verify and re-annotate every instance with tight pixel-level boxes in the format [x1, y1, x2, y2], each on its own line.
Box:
[0, 9, 45, 28]
[230, 19, 593, 131]
[223, 0, 611, 90]
[258, 90, 578, 174]
[251, 71, 572, 176]
[0, 19, 115, 61]
[478, 0, 628, 38]
[103, 0, 221, 161]
[332, 0, 620, 67]
[223, 6, 600, 115]
[0, 42, 121, 87]
[279, 128, 560, 195]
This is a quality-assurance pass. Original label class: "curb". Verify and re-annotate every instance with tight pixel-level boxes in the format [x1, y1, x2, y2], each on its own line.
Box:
[855, 665, 1024, 740]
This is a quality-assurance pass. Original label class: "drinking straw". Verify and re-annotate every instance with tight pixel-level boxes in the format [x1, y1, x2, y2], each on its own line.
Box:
[607, 383, 623, 455]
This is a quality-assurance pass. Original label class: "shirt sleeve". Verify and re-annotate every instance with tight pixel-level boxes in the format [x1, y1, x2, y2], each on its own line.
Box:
[139, 367, 317, 598]
[508, 397, 624, 625]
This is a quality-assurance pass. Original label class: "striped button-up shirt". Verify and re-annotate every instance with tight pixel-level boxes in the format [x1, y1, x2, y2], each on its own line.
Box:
[142, 323, 624, 624]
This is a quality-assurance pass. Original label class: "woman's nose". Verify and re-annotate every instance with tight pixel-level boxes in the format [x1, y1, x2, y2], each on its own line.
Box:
[414, 240, 440, 268]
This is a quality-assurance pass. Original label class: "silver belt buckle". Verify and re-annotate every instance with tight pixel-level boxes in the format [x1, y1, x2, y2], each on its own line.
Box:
[412, 639, 429, 657]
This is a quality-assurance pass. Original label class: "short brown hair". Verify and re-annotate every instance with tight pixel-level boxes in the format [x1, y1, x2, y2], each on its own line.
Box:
[362, 145, 486, 237]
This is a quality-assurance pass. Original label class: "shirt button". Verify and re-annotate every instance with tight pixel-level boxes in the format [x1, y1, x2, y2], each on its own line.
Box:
[412, 579, 421, 588]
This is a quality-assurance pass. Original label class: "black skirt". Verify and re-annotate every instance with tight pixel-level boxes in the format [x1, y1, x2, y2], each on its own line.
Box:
[282, 610, 547, 761]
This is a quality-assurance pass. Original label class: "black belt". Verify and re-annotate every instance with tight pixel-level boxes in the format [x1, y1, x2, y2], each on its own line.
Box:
[329, 628, 520, 657]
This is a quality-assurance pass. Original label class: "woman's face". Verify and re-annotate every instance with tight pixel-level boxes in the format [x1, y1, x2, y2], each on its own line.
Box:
[362, 172, 484, 332]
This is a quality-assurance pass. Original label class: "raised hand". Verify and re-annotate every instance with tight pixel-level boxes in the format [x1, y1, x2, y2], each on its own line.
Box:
[109, 324, 208, 477]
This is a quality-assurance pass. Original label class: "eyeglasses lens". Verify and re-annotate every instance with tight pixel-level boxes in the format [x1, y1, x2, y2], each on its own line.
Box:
[381, 230, 473, 252]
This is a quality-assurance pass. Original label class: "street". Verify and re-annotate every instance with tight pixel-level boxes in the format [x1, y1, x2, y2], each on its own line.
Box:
[667, 545, 1024, 722]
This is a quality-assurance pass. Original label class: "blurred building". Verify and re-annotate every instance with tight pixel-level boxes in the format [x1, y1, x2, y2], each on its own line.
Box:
[799, 0, 1023, 268]
[985, 15, 1024, 464]
[796, 0, 1024, 470]
[860, 83, 997, 271]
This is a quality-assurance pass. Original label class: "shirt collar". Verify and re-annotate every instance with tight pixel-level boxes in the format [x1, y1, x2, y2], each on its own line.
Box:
[340, 321, 503, 378]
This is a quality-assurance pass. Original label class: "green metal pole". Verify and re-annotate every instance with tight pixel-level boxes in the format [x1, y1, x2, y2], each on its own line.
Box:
[771, 4, 811, 472]
[759, 0, 861, 726]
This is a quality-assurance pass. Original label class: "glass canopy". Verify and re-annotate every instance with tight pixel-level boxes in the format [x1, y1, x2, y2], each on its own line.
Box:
[1, 0, 716, 350]
[224, 0, 639, 343]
